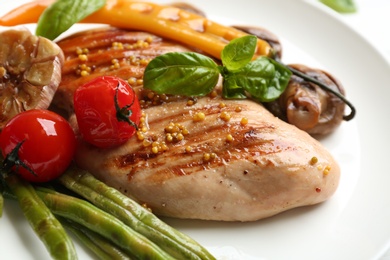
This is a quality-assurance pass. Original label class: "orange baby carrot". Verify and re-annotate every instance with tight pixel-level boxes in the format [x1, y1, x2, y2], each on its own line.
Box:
[0, 0, 54, 26]
[0, 0, 272, 59]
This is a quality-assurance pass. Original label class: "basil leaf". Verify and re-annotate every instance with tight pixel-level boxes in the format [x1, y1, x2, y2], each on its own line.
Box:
[143, 52, 220, 96]
[221, 35, 257, 71]
[222, 77, 247, 99]
[224, 57, 292, 102]
[319, 0, 357, 13]
[36, 0, 106, 40]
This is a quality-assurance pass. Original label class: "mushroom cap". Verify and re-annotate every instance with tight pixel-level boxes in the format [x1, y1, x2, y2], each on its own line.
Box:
[267, 64, 346, 135]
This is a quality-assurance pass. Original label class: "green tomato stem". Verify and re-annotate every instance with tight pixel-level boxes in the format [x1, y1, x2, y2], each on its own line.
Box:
[114, 83, 138, 130]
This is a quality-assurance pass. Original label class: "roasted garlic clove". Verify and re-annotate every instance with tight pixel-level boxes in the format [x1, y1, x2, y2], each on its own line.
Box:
[0, 28, 64, 129]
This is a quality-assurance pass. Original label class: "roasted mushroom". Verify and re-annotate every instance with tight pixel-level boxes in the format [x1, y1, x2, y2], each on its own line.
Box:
[265, 64, 346, 135]
[0, 28, 64, 129]
[234, 26, 355, 135]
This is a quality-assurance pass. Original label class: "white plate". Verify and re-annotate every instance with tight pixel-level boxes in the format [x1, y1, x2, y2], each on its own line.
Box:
[1, 0, 390, 259]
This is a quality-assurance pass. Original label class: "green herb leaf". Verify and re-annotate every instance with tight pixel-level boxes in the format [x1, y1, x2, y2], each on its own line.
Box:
[36, 0, 106, 40]
[143, 52, 220, 96]
[223, 57, 292, 102]
[221, 35, 257, 71]
[319, 0, 357, 13]
[222, 77, 247, 99]
[144, 36, 292, 103]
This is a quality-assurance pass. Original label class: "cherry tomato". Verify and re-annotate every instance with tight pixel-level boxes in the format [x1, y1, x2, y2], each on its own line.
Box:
[73, 76, 141, 148]
[0, 109, 76, 183]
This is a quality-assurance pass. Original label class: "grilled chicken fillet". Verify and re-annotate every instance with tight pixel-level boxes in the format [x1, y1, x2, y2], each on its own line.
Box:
[72, 96, 339, 222]
[57, 28, 340, 222]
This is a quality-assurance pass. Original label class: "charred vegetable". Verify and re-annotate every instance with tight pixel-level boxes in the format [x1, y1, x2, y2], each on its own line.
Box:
[242, 26, 356, 134]
[0, 0, 272, 59]
[265, 64, 350, 135]
[0, 29, 64, 129]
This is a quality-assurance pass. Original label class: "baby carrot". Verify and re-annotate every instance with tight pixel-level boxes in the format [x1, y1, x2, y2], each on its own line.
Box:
[0, 0, 272, 59]
[0, 0, 54, 26]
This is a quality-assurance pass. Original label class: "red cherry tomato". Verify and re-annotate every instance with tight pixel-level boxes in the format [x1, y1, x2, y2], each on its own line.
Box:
[73, 76, 141, 148]
[0, 109, 76, 183]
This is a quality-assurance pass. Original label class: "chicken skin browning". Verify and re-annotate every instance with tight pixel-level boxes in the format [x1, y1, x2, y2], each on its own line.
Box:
[72, 95, 339, 221]
[57, 28, 340, 222]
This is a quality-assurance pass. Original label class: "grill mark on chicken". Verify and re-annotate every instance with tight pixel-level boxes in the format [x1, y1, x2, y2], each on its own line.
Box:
[113, 98, 298, 183]
[58, 28, 192, 79]
[57, 28, 340, 221]
[134, 133, 296, 178]
[73, 97, 339, 221]
[146, 134, 292, 177]
[61, 47, 178, 75]
[59, 29, 163, 53]
[53, 27, 194, 113]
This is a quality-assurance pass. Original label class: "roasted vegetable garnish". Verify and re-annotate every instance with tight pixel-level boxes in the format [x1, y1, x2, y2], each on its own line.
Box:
[0, 29, 64, 129]
[0, 0, 272, 59]
[2, 174, 77, 260]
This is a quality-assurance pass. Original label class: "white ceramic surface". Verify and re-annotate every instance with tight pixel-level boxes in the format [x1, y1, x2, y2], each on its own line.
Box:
[1, 0, 390, 259]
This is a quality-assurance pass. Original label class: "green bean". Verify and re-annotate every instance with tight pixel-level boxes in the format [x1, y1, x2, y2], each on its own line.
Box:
[36, 188, 175, 260]
[59, 167, 215, 260]
[61, 219, 111, 260]
[60, 218, 131, 260]
[5, 174, 77, 260]
[59, 173, 196, 259]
